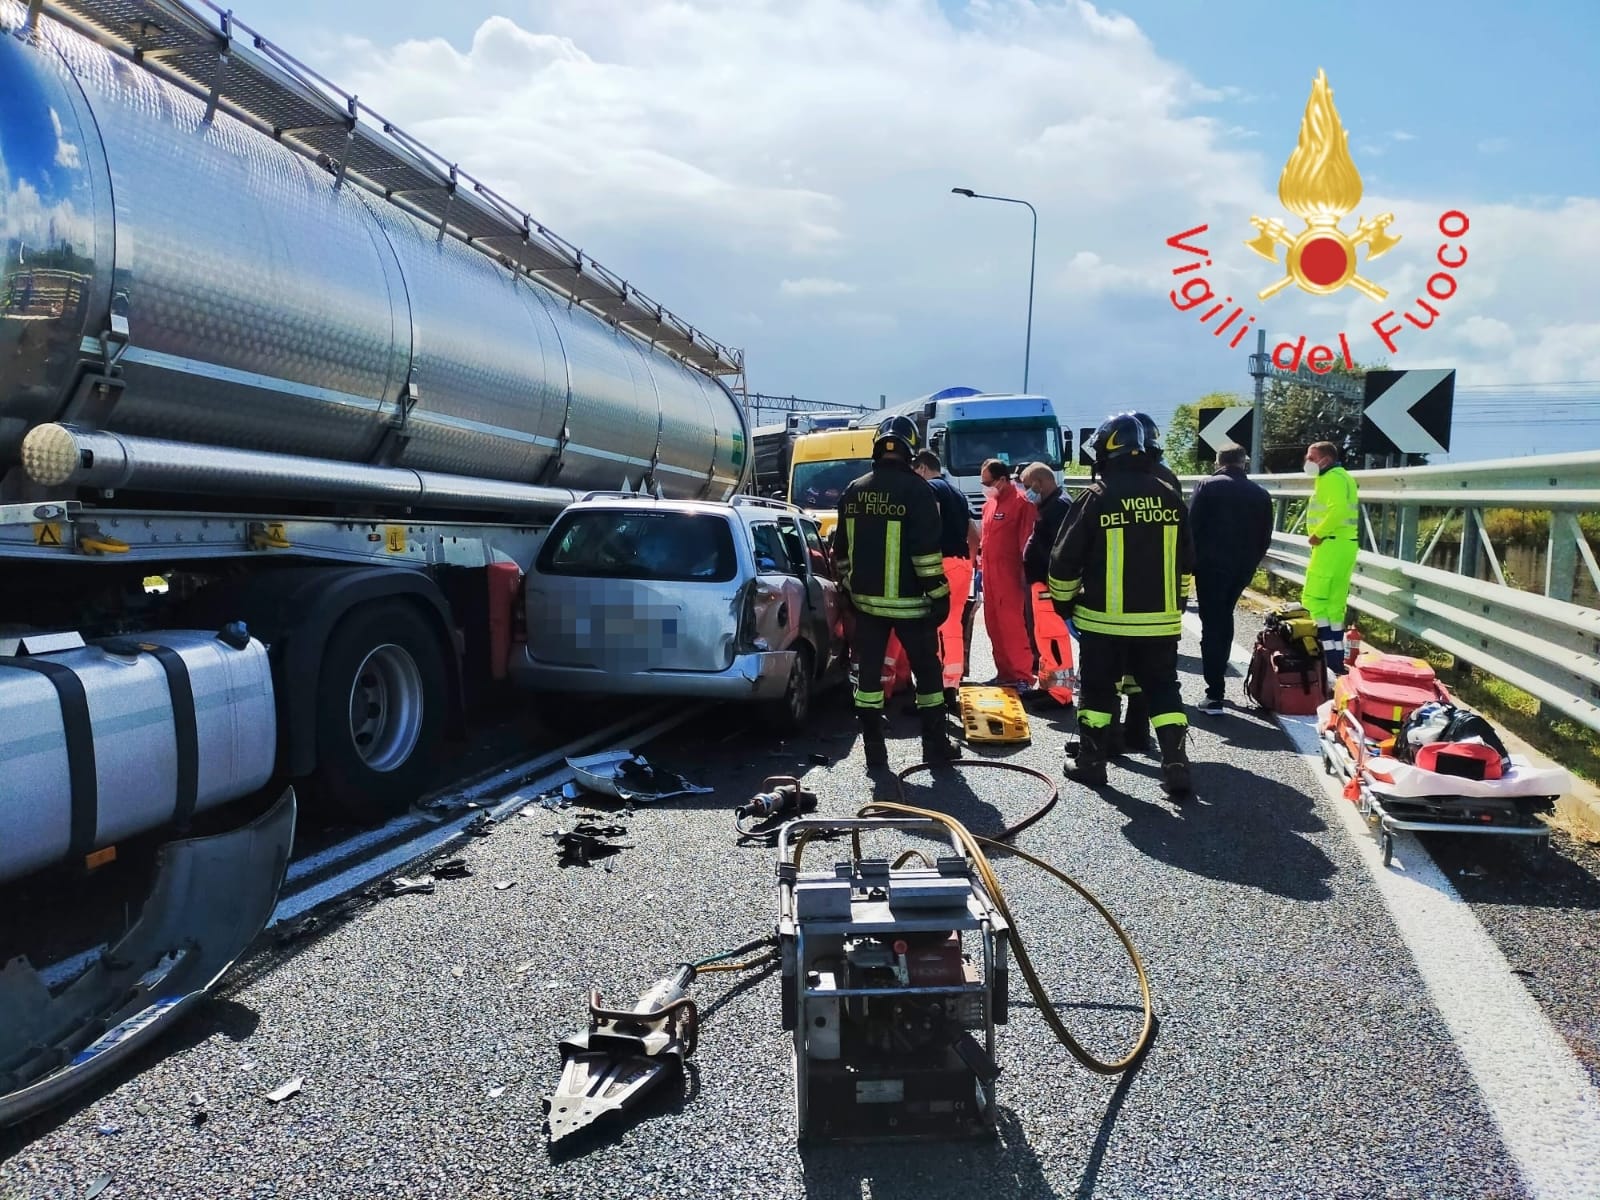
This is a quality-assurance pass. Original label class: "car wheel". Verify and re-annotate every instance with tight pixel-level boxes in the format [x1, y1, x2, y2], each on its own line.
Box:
[764, 645, 814, 733]
[307, 599, 447, 823]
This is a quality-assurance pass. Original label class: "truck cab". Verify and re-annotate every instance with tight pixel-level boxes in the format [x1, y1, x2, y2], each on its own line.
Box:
[858, 389, 1065, 515]
[787, 427, 879, 539]
[930, 395, 1064, 514]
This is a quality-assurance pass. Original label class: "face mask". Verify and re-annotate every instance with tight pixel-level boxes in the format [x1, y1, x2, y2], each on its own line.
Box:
[1303, 459, 1322, 478]
[1023, 488, 1040, 504]
[982, 483, 998, 498]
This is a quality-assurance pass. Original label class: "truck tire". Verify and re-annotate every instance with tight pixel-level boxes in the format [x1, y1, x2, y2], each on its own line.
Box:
[308, 599, 447, 822]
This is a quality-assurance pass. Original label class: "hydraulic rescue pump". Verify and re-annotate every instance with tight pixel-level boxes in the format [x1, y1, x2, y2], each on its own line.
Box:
[777, 816, 1009, 1142]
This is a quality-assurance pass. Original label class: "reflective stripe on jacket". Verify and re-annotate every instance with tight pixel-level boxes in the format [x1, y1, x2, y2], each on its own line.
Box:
[831, 461, 950, 619]
[1046, 468, 1194, 637]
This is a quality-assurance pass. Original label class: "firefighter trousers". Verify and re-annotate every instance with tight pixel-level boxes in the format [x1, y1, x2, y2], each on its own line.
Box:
[1075, 632, 1186, 732]
[851, 612, 945, 713]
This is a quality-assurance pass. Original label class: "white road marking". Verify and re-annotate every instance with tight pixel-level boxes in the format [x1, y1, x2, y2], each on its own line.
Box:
[1187, 611, 1600, 1198]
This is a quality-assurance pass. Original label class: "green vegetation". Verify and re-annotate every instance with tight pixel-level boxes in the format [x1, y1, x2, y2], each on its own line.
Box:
[1167, 358, 1423, 476]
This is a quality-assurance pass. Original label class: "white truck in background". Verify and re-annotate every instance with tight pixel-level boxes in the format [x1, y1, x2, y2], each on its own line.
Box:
[855, 388, 1066, 514]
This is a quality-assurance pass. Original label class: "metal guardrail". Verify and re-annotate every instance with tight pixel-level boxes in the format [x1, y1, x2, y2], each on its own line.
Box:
[1199, 451, 1600, 733]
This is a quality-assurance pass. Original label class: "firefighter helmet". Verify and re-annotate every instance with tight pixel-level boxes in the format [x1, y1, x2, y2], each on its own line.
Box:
[1127, 411, 1162, 453]
[1092, 413, 1146, 465]
[872, 414, 922, 460]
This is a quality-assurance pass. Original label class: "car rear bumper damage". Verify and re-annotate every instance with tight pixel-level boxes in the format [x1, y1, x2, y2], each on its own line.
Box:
[511, 648, 795, 701]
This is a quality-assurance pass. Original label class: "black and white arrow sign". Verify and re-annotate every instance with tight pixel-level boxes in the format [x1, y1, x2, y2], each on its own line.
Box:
[1362, 369, 1455, 457]
[1079, 427, 1097, 468]
[1198, 406, 1254, 454]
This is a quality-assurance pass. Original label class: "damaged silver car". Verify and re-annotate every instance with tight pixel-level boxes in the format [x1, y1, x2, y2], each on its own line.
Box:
[512, 495, 848, 730]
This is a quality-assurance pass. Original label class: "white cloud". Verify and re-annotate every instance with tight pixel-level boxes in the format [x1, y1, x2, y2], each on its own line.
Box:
[50, 108, 80, 169]
[780, 277, 857, 298]
[309, 1, 1596, 443]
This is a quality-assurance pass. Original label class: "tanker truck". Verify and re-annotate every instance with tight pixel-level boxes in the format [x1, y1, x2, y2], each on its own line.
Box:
[0, 0, 751, 885]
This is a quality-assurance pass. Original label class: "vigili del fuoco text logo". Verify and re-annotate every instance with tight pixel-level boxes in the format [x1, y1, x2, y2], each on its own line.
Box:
[1165, 69, 1469, 372]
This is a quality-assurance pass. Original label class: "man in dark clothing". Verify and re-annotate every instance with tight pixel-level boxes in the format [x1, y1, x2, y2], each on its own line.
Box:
[1020, 463, 1074, 587]
[834, 416, 956, 767]
[1020, 463, 1079, 706]
[914, 450, 981, 709]
[1189, 443, 1273, 713]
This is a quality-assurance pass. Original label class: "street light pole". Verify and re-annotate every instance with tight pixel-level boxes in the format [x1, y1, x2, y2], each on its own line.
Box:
[951, 188, 1037, 393]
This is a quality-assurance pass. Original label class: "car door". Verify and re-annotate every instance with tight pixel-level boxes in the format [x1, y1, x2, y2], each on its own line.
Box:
[748, 520, 806, 655]
[780, 514, 845, 678]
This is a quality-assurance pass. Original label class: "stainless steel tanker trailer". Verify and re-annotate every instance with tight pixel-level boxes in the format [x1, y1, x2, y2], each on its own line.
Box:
[0, 0, 750, 884]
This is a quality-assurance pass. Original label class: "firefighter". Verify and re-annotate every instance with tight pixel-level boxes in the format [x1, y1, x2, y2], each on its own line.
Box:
[1048, 413, 1196, 795]
[1302, 439, 1360, 675]
[833, 415, 957, 767]
[1106, 411, 1187, 755]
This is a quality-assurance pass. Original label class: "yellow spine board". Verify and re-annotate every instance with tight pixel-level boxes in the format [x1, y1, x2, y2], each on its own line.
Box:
[958, 685, 1032, 744]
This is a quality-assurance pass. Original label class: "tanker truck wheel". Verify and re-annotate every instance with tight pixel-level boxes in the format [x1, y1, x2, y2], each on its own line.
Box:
[308, 599, 447, 823]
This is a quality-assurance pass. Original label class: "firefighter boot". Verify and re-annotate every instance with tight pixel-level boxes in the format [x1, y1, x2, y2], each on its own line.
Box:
[1066, 723, 1109, 786]
[1105, 719, 1125, 758]
[857, 709, 889, 769]
[1122, 692, 1152, 757]
[919, 706, 959, 763]
[1156, 723, 1193, 798]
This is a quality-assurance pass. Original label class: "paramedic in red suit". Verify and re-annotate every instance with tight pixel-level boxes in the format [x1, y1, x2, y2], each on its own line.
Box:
[978, 458, 1036, 687]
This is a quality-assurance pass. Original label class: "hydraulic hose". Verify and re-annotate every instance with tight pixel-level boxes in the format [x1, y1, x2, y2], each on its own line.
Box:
[855, 789, 1154, 1076]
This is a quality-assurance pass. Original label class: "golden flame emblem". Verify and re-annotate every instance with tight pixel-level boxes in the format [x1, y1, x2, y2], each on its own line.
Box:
[1246, 69, 1400, 302]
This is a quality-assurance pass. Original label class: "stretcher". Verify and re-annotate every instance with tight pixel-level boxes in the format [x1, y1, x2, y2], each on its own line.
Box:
[1316, 701, 1568, 868]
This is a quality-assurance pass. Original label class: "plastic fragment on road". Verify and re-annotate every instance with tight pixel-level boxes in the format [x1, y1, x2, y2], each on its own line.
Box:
[431, 858, 471, 880]
[489, 1085, 507, 1098]
[266, 1076, 303, 1103]
[0, 789, 297, 1127]
[452, 965, 466, 980]
[494, 880, 517, 891]
[87, 1173, 112, 1199]
[379, 876, 435, 897]
[565, 751, 713, 804]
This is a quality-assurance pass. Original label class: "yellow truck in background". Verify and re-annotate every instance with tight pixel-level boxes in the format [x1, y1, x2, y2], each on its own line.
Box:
[788, 427, 879, 539]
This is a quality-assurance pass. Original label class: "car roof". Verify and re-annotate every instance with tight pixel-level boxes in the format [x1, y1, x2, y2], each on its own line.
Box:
[567, 493, 816, 526]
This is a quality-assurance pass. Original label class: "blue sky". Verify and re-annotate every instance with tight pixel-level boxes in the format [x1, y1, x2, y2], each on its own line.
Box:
[207, 1, 1600, 461]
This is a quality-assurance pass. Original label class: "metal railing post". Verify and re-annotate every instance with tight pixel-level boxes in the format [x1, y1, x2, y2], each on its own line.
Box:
[1547, 513, 1578, 602]
[1397, 505, 1419, 562]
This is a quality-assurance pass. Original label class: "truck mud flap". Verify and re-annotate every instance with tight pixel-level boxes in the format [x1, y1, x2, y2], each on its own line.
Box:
[0, 788, 297, 1127]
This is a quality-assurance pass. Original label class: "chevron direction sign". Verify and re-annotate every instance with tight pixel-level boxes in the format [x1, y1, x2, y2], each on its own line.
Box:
[1195, 406, 1254, 466]
[1362, 368, 1454, 457]
[1079, 427, 1097, 468]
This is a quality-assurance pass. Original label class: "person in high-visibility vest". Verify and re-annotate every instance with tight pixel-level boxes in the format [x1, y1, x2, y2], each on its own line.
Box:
[1301, 440, 1360, 675]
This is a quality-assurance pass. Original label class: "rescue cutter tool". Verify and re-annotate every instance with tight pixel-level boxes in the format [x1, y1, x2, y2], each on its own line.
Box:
[543, 965, 698, 1146]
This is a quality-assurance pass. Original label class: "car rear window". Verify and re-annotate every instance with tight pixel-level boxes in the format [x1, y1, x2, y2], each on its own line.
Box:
[536, 510, 738, 583]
